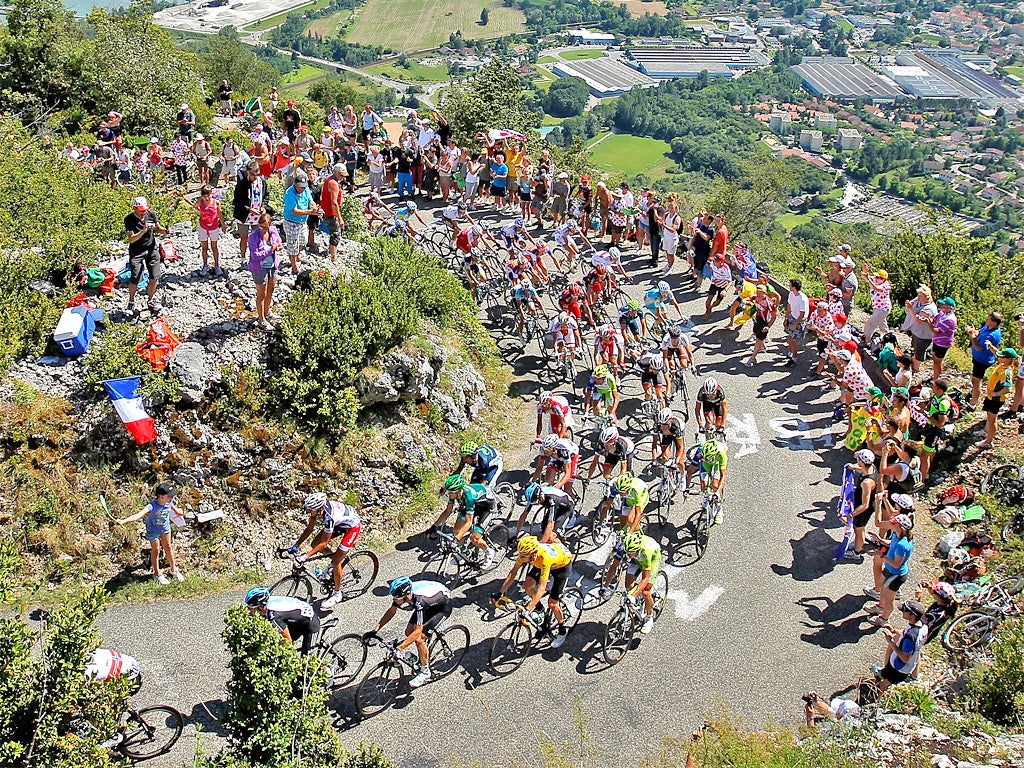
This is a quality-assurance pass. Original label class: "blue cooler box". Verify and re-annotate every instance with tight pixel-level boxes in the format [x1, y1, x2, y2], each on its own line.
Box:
[53, 305, 96, 356]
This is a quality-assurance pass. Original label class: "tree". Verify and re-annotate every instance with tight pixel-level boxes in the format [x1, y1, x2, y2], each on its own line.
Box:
[704, 158, 796, 239]
[198, 35, 280, 102]
[545, 75, 588, 118]
[480, 7, 489, 24]
[439, 60, 538, 144]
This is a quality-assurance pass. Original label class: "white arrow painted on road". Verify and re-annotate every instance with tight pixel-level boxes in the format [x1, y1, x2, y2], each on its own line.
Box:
[667, 584, 725, 621]
[725, 412, 760, 458]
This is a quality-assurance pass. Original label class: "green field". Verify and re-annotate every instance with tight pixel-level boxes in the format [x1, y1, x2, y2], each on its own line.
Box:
[776, 211, 814, 231]
[1006, 66, 1024, 79]
[561, 48, 605, 61]
[835, 18, 854, 32]
[587, 133, 672, 178]
[537, 55, 557, 64]
[344, 0, 525, 50]
[244, 0, 333, 31]
[363, 59, 451, 83]
[532, 66, 557, 92]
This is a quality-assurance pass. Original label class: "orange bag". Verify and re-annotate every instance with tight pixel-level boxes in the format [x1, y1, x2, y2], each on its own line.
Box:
[135, 318, 181, 371]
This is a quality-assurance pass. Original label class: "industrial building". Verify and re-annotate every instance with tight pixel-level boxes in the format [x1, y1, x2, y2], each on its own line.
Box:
[551, 58, 657, 97]
[791, 56, 903, 102]
[627, 46, 769, 79]
[567, 29, 616, 46]
[891, 50, 1024, 107]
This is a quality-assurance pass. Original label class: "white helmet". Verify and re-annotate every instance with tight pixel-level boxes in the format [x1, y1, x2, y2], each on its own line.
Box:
[702, 377, 719, 395]
[599, 426, 619, 443]
[609, 246, 621, 260]
[657, 280, 670, 293]
[657, 407, 674, 424]
[538, 390, 553, 403]
[304, 492, 327, 511]
[648, 355, 664, 371]
[557, 311, 571, 325]
[406, 201, 418, 211]
[541, 434, 559, 450]
[471, 224, 483, 236]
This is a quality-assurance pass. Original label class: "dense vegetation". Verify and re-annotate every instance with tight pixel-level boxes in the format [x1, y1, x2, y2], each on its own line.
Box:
[545, 75, 589, 118]
[270, 11, 389, 67]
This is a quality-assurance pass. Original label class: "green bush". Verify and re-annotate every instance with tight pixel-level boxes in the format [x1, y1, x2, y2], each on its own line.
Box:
[966, 618, 1024, 726]
[341, 192, 367, 240]
[83, 322, 151, 393]
[0, 250, 64, 371]
[882, 683, 938, 719]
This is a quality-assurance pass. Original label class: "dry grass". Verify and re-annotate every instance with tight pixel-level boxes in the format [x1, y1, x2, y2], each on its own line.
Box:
[344, 0, 525, 50]
[616, 0, 670, 18]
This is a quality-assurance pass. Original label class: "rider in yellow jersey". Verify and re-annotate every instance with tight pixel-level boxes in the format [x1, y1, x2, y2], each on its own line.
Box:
[493, 535, 572, 648]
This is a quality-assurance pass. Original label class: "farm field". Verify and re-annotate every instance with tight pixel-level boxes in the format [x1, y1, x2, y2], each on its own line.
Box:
[344, 0, 525, 50]
[616, 0, 670, 18]
[362, 59, 451, 82]
[243, 0, 331, 31]
[587, 133, 672, 178]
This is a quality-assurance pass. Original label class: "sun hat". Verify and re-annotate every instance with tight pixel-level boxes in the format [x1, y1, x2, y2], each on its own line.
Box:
[558, 171, 568, 179]
[875, 269, 888, 279]
[839, 243, 852, 252]
[855, 448, 875, 464]
[195, 133, 204, 140]
[132, 196, 149, 211]
[828, 255, 843, 264]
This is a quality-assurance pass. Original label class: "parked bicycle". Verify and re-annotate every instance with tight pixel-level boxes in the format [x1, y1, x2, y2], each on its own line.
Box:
[69, 702, 184, 762]
[602, 574, 670, 665]
[271, 547, 379, 604]
[942, 586, 1022, 653]
[980, 463, 1024, 541]
[488, 590, 583, 676]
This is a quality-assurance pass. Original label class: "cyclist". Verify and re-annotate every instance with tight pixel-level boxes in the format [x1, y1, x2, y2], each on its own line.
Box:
[592, 364, 621, 418]
[684, 440, 728, 523]
[585, 425, 636, 481]
[287, 493, 362, 609]
[432, 474, 498, 568]
[535, 390, 575, 440]
[84, 648, 143, 694]
[644, 280, 682, 328]
[509, 276, 545, 341]
[532, 433, 581, 497]
[500, 217, 534, 250]
[455, 223, 495, 255]
[392, 200, 428, 240]
[593, 324, 625, 371]
[553, 218, 591, 263]
[363, 191, 393, 230]
[618, 299, 644, 345]
[583, 264, 611, 311]
[591, 246, 631, 283]
[441, 199, 470, 237]
[558, 280, 592, 325]
[454, 440, 504, 488]
[652, 407, 686, 471]
[244, 586, 320, 655]
[599, 471, 649, 534]
[549, 311, 582, 359]
[492, 535, 573, 648]
[636, 348, 667, 407]
[661, 323, 696, 373]
[601, 530, 662, 635]
[516, 481, 576, 543]
[367, 576, 453, 689]
[461, 246, 493, 300]
[521, 239, 550, 286]
[694, 377, 728, 435]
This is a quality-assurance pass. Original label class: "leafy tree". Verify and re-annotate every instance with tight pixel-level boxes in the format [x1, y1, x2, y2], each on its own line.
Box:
[545, 75, 588, 118]
[198, 35, 280, 101]
[704, 158, 796, 239]
[440, 60, 538, 144]
[480, 7, 489, 24]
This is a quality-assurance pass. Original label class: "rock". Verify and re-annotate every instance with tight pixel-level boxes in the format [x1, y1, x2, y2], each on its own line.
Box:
[169, 342, 214, 404]
[931, 755, 955, 768]
[356, 348, 437, 405]
[432, 392, 465, 429]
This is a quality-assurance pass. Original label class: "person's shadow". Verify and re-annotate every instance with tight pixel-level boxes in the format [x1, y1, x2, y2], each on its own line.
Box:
[797, 594, 874, 649]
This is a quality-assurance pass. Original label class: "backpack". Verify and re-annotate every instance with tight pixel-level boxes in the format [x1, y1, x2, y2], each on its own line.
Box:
[159, 240, 179, 263]
[135, 318, 181, 372]
[935, 530, 965, 556]
[937, 485, 975, 508]
[85, 268, 106, 288]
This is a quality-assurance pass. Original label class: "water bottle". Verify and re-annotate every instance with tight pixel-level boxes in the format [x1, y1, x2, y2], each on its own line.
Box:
[314, 565, 326, 581]
[406, 650, 419, 667]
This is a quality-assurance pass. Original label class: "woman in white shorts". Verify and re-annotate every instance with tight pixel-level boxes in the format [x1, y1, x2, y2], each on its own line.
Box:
[660, 193, 681, 274]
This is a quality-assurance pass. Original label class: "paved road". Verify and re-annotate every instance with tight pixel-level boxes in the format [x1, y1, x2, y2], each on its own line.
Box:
[98, 203, 880, 766]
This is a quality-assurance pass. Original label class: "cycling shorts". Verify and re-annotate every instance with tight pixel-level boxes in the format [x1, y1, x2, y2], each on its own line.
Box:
[921, 424, 944, 453]
[329, 524, 360, 551]
[626, 555, 661, 580]
[620, 317, 641, 334]
[527, 563, 570, 600]
[285, 614, 320, 655]
[700, 400, 725, 419]
[470, 460, 503, 487]
[547, 454, 580, 480]
[640, 371, 665, 387]
[540, 500, 574, 532]
[409, 601, 452, 634]
[470, 497, 496, 534]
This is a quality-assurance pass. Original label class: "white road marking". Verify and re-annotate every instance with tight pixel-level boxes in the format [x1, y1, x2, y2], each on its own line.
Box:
[725, 412, 760, 457]
[768, 416, 816, 450]
[667, 584, 725, 621]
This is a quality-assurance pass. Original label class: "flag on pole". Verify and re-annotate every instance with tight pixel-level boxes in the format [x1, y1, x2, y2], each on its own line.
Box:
[487, 128, 527, 142]
[832, 464, 856, 561]
[102, 377, 156, 444]
[244, 96, 263, 119]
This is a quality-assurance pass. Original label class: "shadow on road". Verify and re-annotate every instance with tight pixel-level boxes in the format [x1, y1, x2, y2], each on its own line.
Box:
[797, 594, 875, 649]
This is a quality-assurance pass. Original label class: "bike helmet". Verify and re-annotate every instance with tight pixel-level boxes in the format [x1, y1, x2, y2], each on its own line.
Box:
[519, 276, 532, 288]
[594, 364, 610, 378]
[599, 426, 619, 444]
[657, 280, 670, 293]
[304, 492, 327, 511]
[388, 575, 413, 599]
[702, 377, 719, 396]
[626, 299, 640, 311]
[622, 530, 645, 555]
[700, 440, 721, 462]
[657, 407, 674, 425]
[471, 224, 483, 236]
[648, 355, 664, 371]
[609, 246, 621, 260]
[406, 201, 418, 211]
[443, 474, 467, 492]
[557, 311, 571, 325]
[614, 472, 636, 493]
[947, 548, 970, 567]
[244, 586, 271, 608]
[668, 324, 682, 338]
[517, 534, 541, 558]
[459, 440, 479, 456]
[538, 390, 554, 404]
[541, 433, 559, 451]
[514, 217, 524, 227]
[594, 265, 607, 276]
[932, 581, 956, 602]
[523, 482, 543, 504]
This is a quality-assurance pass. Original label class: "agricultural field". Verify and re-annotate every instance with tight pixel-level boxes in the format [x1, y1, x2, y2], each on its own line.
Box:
[615, 0, 670, 18]
[587, 133, 672, 178]
[244, 0, 333, 31]
[344, 0, 525, 50]
[362, 59, 451, 83]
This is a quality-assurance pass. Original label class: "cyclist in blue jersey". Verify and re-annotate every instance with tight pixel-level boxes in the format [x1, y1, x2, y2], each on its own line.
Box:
[618, 299, 644, 345]
[510, 276, 545, 340]
[392, 200, 428, 239]
[454, 441, 504, 487]
[245, 587, 320, 654]
[644, 280, 682, 328]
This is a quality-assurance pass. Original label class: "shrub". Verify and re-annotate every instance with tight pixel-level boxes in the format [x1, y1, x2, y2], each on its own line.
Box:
[83, 322, 151, 393]
[0, 250, 65, 372]
[341, 192, 367, 240]
[966, 618, 1024, 726]
[882, 683, 938, 719]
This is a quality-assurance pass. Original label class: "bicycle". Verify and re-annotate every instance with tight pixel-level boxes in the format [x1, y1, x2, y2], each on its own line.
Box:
[270, 547, 379, 604]
[980, 463, 1024, 541]
[69, 702, 184, 762]
[355, 625, 470, 717]
[487, 589, 583, 676]
[552, 346, 580, 394]
[650, 461, 683, 527]
[941, 593, 1022, 653]
[431, 524, 510, 588]
[309, 616, 369, 689]
[602, 574, 670, 665]
[686, 491, 722, 563]
[669, 364, 692, 413]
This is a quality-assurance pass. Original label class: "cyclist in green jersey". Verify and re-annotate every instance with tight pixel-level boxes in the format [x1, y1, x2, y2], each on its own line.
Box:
[597, 472, 649, 533]
[684, 439, 728, 500]
[602, 531, 662, 634]
[433, 474, 498, 567]
[591, 364, 621, 418]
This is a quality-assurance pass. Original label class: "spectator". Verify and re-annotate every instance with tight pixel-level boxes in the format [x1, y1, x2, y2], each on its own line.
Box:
[711, 212, 728, 261]
[744, 284, 777, 367]
[360, 103, 383, 152]
[282, 172, 319, 275]
[116, 482, 184, 585]
[914, 580, 957, 645]
[689, 211, 713, 287]
[607, 193, 627, 247]
[902, 285, 937, 374]
[249, 134, 271, 178]
[104, 110, 124, 138]
[1009, 310, 1024, 419]
[876, 599, 928, 692]
[917, 378, 952, 482]
[784, 278, 809, 368]
[595, 181, 611, 237]
[218, 79, 233, 115]
[967, 311, 1004, 410]
[343, 140, 358, 193]
[113, 138, 131, 188]
[490, 152, 509, 209]
[705, 253, 733, 319]
[220, 135, 240, 186]
[864, 513, 915, 628]
[281, 99, 302, 143]
[176, 102, 195, 138]
[341, 104, 357, 145]
[862, 267, 892, 342]
[146, 137, 164, 183]
[192, 133, 211, 187]
[530, 167, 547, 228]
[366, 144, 386, 194]
[294, 124, 315, 157]
[578, 175, 593, 234]
[646, 192, 662, 269]
[233, 160, 270, 263]
[875, 332, 900, 379]
[192, 185, 225, 276]
[808, 299, 836, 374]
[888, 388, 912, 436]
[551, 172, 570, 225]
[838, 257, 858, 316]
[833, 348, 872, 432]
[268, 87, 279, 112]
[124, 196, 169, 316]
[888, 352, 913, 390]
[846, 448, 879, 561]
[320, 163, 347, 262]
[247, 212, 283, 330]
[978, 348, 1018, 449]
[927, 297, 958, 383]
[661, 194, 682, 276]
[169, 133, 189, 187]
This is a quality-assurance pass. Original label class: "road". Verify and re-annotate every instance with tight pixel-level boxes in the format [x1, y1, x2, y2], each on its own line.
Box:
[98, 202, 880, 767]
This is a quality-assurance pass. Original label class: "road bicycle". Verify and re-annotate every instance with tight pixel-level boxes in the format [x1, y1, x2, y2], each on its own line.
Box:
[650, 461, 684, 527]
[355, 625, 470, 717]
[688, 490, 722, 564]
[979, 463, 1024, 541]
[69, 702, 184, 762]
[669, 364, 692, 413]
[475, 277, 507, 325]
[552, 345, 580, 395]
[487, 588, 583, 676]
[431, 524, 510, 588]
[271, 547, 379, 604]
[602, 573, 670, 665]
[309, 616, 369, 689]
[941, 591, 1022, 653]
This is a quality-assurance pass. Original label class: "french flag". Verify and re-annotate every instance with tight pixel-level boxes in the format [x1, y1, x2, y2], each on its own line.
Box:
[102, 377, 157, 444]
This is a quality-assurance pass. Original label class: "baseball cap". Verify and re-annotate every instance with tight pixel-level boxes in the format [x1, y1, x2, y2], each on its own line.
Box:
[937, 297, 956, 307]
[558, 172, 568, 179]
[756, 284, 766, 292]
[179, 102, 188, 109]
[827, 255, 843, 264]
[900, 599, 926, 619]
[195, 133, 204, 140]
[839, 243, 852, 252]
[892, 386, 910, 399]
[833, 312, 848, 324]
[332, 162, 346, 174]
[581, 175, 590, 182]
[855, 448, 875, 464]
[132, 196, 149, 211]
[835, 349, 853, 362]
[841, 257, 855, 269]
[875, 269, 889, 279]
[891, 494, 915, 510]
[287, 99, 295, 106]
[998, 348, 1019, 359]
[865, 386, 883, 400]
[149, 136, 160, 144]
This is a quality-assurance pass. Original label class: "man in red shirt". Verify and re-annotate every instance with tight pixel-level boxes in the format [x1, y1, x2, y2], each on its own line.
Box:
[711, 213, 729, 261]
[320, 164, 347, 261]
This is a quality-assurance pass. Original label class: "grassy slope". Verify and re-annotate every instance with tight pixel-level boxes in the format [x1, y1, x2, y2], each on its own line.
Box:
[344, 0, 525, 50]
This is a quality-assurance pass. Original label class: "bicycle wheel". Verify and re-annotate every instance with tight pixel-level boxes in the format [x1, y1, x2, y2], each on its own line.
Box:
[270, 573, 313, 601]
[488, 619, 533, 676]
[319, 632, 368, 688]
[339, 550, 379, 598]
[429, 623, 470, 680]
[1002, 515, 1024, 543]
[494, 482, 520, 523]
[355, 659, 405, 718]
[676, 372, 690, 413]
[483, 523, 511, 571]
[559, 587, 584, 633]
[980, 463, 1024, 503]
[692, 505, 711, 563]
[643, 311, 663, 344]
[602, 606, 635, 665]
[942, 611, 1000, 652]
[119, 705, 184, 760]
[994, 575, 1024, 597]
[651, 571, 669, 621]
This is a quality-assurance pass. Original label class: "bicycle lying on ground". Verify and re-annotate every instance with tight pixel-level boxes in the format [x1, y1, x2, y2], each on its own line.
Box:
[980, 463, 1024, 541]
[942, 580, 1022, 653]
[271, 547, 379, 604]
[69, 702, 184, 762]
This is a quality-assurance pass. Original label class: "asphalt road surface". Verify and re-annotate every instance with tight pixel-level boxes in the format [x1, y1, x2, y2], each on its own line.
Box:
[98, 204, 881, 767]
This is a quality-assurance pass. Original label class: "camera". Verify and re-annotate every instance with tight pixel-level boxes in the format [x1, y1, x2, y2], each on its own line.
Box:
[801, 692, 819, 705]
